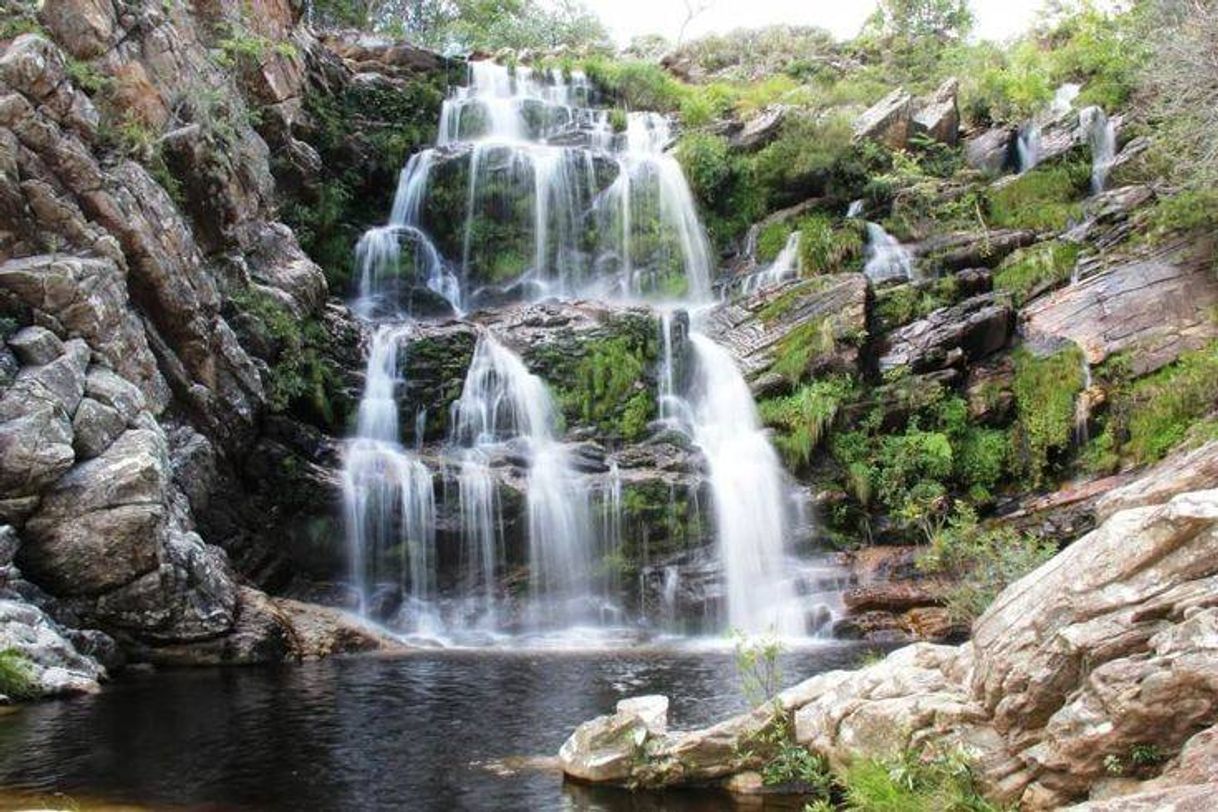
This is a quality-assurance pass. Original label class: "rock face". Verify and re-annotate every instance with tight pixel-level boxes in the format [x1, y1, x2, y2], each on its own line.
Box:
[559, 487, 1218, 809]
[1023, 238, 1218, 374]
[702, 274, 868, 389]
[912, 78, 960, 146]
[878, 293, 1014, 374]
[853, 89, 913, 149]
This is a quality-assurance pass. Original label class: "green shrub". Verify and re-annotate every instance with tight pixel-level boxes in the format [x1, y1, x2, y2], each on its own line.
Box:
[0, 648, 36, 701]
[755, 221, 792, 264]
[799, 214, 865, 274]
[842, 746, 1001, 812]
[583, 58, 685, 112]
[1011, 345, 1085, 486]
[992, 241, 1081, 306]
[759, 376, 855, 469]
[985, 161, 1090, 232]
[918, 504, 1056, 621]
[873, 276, 959, 333]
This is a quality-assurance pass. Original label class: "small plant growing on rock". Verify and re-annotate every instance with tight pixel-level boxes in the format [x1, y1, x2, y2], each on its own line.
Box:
[0, 648, 36, 701]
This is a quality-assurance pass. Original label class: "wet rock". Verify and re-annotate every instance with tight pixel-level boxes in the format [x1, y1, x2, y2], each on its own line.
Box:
[853, 89, 913, 150]
[964, 356, 1015, 426]
[843, 582, 945, 614]
[1022, 238, 1218, 375]
[965, 126, 1016, 174]
[0, 597, 105, 696]
[878, 293, 1014, 374]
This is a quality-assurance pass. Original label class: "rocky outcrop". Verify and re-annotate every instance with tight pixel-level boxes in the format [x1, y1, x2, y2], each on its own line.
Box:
[1023, 238, 1218, 374]
[703, 275, 868, 389]
[965, 126, 1016, 174]
[912, 78, 960, 146]
[878, 292, 1014, 374]
[559, 487, 1218, 809]
[915, 228, 1039, 272]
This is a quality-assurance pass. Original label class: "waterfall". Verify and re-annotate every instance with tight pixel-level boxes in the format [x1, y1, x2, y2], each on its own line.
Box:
[341, 325, 438, 626]
[1074, 354, 1094, 447]
[742, 232, 801, 293]
[1080, 106, 1116, 194]
[1015, 122, 1042, 174]
[340, 56, 843, 643]
[687, 334, 804, 636]
[862, 222, 913, 284]
[451, 334, 596, 627]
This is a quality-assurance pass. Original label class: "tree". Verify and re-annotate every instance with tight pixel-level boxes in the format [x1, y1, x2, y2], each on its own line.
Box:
[676, 0, 713, 48]
[867, 0, 975, 41]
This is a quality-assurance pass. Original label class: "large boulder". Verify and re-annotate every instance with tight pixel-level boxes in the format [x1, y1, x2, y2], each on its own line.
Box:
[558, 488, 1218, 809]
[912, 77, 960, 146]
[853, 89, 913, 150]
[0, 598, 105, 697]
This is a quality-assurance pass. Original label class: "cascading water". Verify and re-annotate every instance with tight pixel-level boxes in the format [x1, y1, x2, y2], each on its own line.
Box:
[1080, 105, 1116, 194]
[742, 232, 801, 293]
[342, 57, 842, 643]
[862, 222, 914, 284]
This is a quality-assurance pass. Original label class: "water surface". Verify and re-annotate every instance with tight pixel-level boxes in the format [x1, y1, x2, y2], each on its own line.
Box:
[0, 644, 873, 811]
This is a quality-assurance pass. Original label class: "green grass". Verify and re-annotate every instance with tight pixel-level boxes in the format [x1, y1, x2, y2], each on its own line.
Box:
[758, 376, 855, 469]
[755, 221, 793, 264]
[770, 316, 836, 384]
[842, 748, 1002, 812]
[985, 161, 1090, 232]
[992, 242, 1081, 306]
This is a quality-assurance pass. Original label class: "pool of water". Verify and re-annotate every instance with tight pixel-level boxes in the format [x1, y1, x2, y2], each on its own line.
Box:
[0, 643, 874, 811]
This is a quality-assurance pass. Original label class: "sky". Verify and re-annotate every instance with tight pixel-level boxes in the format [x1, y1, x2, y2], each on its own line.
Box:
[588, 0, 1049, 47]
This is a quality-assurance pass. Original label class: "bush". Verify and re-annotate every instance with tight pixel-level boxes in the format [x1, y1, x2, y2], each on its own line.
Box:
[799, 214, 865, 274]
[759, 376, 855, 469]
[842, 746, 1001, 812]
[583, 58, 685, 112]
[918, 504, 1056, 621]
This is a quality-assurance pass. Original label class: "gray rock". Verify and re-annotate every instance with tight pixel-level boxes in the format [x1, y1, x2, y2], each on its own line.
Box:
[84, 366, 146, 422]
[616, 695, 670, 735]
[730, 105, 788, 151]
[71, 396, 126, 458]
[879, 293, 1014, 373]
[913, 77, 960, 146]
[8, 325, 64, 366]
[853, 89, 913, 150]
[1022, 237, 1218, 374]
[0, 597, 105, 697]
[20, 428, 169, 596]
[965, 127, 1015, 174]
[559, 710, 651, 783]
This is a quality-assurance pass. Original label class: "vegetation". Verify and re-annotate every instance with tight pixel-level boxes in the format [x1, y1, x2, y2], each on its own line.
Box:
[759, 376, 855, 470]
[841, 746, 1000, 812]
[230, 289, 350, 428]
[0, 648, 36, 701]
[1087, 341, 1218, 471]
[918, 504, 1056, 621]
[992, 242, 1081, 305]
[1010, 346, 1085, 487]
[984, 160, 1090, 232]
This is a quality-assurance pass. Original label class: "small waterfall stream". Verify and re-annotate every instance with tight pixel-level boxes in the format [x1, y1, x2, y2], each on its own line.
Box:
[862, 222, 913, 284]
[341, 59, 841, 643]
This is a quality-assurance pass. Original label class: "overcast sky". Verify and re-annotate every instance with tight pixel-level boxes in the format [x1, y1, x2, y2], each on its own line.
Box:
[589, 0, 1049, 46]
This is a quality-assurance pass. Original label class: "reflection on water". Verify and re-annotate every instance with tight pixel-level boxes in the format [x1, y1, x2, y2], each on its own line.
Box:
[0, 645, 874, 811]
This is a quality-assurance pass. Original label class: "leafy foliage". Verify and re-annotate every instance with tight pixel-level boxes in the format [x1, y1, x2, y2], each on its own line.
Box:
[842, 746, 1000, 812]
[1010, 345, 1085, 487]
[918, 504, 1056, 621]
[759, 376, 856, 469]
[992, 241, 1081, 306]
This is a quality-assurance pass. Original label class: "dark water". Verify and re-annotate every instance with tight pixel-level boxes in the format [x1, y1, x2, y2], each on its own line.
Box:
[0, 644, 873, 811]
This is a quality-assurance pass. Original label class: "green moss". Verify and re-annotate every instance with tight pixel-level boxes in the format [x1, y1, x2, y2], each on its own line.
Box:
[1011, 345, 1085, 486]
[1090, 341, 1218, 467]
[993, 241, 1081, 306]
[0, 648, 36, 701]
[771, 316, 835, 384]
[985, 160, 1090, 231]
[758, 376, 855, 469]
